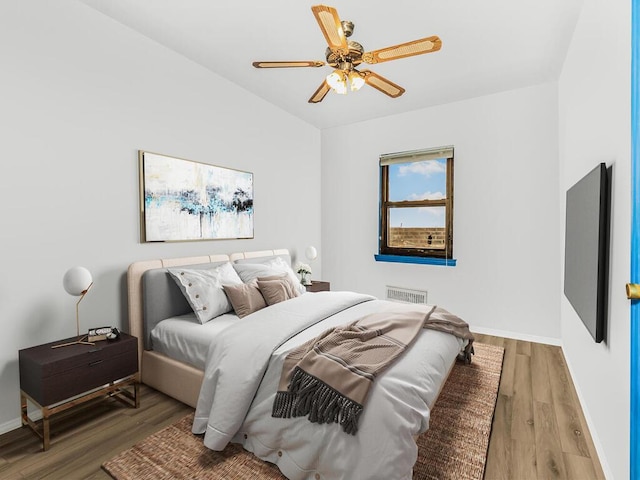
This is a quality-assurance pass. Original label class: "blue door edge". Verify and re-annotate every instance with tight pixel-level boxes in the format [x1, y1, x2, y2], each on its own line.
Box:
[631, 0, 639, 476]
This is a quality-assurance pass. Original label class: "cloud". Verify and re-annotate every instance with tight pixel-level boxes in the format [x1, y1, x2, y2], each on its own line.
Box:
[409, 191, 445, 201]
[397, 161, 446, 177]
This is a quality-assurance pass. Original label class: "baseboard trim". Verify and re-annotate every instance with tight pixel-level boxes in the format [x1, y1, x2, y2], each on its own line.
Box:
[0, 409, 42, 436]
[471, 325, 561, 346]
[0, 417, 23, 436]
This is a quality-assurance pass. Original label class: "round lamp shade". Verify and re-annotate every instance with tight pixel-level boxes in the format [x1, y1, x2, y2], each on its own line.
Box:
[63, 266, 93, 296]
[305, 246, 318, 261]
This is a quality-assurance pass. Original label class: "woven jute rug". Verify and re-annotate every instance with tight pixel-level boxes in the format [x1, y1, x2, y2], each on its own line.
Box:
[103, 342, 504, 480]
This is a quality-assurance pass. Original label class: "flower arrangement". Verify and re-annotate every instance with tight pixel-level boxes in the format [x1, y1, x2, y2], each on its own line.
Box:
[296, 262, 312, 285]
[296, 262, 312, 275]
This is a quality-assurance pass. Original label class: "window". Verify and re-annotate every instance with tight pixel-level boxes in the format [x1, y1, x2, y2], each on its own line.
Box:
[378, 146, 454, 262]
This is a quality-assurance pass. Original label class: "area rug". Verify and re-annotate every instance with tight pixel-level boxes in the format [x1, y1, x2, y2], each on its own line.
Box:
[103, 342, 504, 480]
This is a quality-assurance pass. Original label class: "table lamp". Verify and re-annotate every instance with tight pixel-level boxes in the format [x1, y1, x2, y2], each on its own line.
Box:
[52, 267, 95, 348]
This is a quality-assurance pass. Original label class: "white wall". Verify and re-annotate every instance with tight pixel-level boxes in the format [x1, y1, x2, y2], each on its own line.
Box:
[321, 83, 561, 343]
[559, 0, 630, 477]
[0, 0, 321, 432]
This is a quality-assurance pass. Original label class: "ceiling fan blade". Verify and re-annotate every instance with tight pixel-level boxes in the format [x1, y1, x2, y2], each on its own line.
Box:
[311, 5, 348, 55]
[308, 81, 331, 103]
[361, 70, 405, 98]
[362, 36, 442, 64]
[252, 61, 325, 68]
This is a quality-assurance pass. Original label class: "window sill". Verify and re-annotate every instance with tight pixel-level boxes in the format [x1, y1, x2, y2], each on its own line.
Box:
[374, 254, 457, 267]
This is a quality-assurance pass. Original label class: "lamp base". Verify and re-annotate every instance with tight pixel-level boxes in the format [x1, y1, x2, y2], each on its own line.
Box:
[55, 286, 95, 349]
[51, 337, 95, 349]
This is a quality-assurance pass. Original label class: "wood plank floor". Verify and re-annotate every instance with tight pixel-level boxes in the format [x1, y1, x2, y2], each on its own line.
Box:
[475, 333, 605, 480]
[0, 334, 606, 479]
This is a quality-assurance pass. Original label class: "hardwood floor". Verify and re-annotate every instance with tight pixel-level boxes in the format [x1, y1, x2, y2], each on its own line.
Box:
[475, 333, 606, 480]
[0, 387, 192, 480]
[0, 334, 606, 479]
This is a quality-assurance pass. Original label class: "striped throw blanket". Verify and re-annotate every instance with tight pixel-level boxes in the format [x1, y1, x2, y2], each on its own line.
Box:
[272, 306, 474, 434]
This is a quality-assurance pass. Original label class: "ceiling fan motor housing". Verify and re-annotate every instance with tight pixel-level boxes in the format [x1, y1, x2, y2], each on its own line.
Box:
[325, 40, 364, 67]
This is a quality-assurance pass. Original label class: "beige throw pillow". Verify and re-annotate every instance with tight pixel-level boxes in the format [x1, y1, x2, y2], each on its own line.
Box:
[223, 280, 267, 318]
[257, 274, 301, 306]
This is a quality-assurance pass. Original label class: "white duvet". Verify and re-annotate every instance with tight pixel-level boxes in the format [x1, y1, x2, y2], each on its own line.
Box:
[192, 291, 463, 480]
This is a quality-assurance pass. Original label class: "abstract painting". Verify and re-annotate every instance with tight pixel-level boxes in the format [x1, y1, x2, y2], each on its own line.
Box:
[139, 151, 254, 242]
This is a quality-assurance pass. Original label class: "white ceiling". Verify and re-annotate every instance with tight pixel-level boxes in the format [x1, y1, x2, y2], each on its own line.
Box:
[78, 0, 583, 129]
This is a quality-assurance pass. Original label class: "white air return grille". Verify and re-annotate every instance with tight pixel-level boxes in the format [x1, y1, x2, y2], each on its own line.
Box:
[385, 286, 428, 304]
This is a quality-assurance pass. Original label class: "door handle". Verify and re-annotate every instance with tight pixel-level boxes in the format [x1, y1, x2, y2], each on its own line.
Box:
[627, 283, 640, 299]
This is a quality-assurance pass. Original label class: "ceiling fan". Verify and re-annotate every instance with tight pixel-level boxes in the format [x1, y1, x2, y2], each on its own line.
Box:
[252, 5, 442, 103]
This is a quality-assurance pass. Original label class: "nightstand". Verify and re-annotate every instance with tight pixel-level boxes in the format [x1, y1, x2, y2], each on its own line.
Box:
[19, 333, 139, 450]
[305, 280, 330, 292]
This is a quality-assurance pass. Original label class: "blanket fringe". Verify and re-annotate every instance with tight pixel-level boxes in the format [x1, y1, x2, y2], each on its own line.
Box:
[272, 367, 363, 435]
[457, 342, 475, 365]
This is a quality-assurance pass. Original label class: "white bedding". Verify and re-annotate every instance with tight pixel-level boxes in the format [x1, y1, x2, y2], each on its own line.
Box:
[192, 291, 463, 480]
[150, 312, 239, 370]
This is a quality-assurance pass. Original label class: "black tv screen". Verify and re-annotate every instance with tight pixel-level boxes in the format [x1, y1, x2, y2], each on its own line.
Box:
[563, 163, 610, 343]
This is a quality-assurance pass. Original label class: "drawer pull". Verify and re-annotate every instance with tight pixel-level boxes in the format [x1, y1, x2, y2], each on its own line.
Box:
[88, 360, 103, 367]
[88, 348, 102, 353]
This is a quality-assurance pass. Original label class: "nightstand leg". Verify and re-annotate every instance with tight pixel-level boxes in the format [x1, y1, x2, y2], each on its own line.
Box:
[134, 381, 140, 408]
[20, 392, 27, 426]
[42, 407, 50, 451]
[20, 391, 50, 451]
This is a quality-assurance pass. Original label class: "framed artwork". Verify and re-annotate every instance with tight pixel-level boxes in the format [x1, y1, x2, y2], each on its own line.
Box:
[139, 151, 254, 242]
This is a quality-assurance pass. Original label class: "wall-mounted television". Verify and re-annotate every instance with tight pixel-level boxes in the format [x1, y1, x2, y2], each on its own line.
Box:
[563, 163, 611, 343]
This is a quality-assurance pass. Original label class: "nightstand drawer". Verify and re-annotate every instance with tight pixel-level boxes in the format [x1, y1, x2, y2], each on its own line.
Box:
[306, 280, 330, 292]
[19, 334, 137, 406]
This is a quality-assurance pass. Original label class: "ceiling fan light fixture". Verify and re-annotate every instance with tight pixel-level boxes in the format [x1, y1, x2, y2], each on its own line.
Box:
[326, 70, 348, 94]
[349, 70, 365, 91]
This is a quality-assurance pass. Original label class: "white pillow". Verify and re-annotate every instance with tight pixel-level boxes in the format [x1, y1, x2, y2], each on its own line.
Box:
[233, 257, 306, 295]
[168, 262, 243, 324]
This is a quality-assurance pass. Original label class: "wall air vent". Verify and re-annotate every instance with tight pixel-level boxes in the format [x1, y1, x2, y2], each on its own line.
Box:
[385, 286, 428, 304]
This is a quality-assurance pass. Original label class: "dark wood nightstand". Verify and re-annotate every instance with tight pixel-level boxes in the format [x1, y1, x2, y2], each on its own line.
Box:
[19, 333, 139, 450]
[305, 280, 330, 292]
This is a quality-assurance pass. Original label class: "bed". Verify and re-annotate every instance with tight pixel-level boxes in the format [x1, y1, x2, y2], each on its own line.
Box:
[127, 248, 471, 480]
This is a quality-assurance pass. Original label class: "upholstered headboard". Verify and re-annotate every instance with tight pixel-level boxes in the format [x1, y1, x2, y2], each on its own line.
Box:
[127, 249, 291, 365]
[229, 248, 290, 263]
[140, 260, 231, 349]
[127, 254, 229, 364]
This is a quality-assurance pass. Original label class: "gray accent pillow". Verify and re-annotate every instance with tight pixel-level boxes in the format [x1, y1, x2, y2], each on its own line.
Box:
[233, 257, 305, 295]
[168, 262, 243, 324]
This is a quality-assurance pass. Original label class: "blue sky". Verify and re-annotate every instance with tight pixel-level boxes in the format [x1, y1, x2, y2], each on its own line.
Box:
[388, 159, 447, 228]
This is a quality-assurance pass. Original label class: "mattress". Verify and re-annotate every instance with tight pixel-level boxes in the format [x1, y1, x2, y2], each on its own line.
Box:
[150, 312, 240, 370]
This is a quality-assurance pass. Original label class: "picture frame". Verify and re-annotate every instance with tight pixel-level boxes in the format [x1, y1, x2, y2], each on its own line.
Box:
[139, 151, 254, 242]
